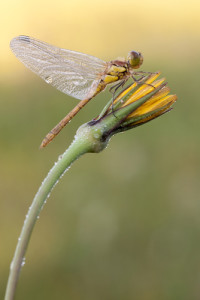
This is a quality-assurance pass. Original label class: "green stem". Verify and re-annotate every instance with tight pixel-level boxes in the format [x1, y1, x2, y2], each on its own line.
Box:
[4, 133, 93, 300]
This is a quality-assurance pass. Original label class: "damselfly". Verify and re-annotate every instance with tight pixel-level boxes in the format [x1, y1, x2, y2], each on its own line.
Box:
[10, 35, 152, 147]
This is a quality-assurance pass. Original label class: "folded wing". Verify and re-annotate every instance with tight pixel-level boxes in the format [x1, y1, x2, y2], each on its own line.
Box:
[10, 36, 107, 100]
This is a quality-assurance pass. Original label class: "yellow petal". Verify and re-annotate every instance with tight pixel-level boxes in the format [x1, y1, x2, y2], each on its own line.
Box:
[113, 72, 161, 105]
[130, 94, 177, 124]
[128, 86, 171, 118]
[122, 77, 165, 106]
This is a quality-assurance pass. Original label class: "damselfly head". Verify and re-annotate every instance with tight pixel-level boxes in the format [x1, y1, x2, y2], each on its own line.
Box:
[127, 51, 143, 69]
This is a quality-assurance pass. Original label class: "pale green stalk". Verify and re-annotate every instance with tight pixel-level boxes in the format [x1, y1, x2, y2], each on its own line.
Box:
[4, 124, 108, 300]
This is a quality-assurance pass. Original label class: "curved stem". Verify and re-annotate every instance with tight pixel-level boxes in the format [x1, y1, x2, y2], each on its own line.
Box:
[4, 136, 92, 300]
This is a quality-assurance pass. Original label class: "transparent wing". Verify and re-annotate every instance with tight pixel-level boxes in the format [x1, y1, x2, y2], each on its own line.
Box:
[10, 35, 107, 100]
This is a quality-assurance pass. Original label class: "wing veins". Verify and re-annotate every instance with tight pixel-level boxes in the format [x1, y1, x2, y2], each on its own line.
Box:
[10, 36, 106, 100]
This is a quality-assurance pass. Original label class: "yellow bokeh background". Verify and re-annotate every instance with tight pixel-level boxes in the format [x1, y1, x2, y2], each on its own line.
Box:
[1, 0, 200, 299]
[2, 0, 200, 80]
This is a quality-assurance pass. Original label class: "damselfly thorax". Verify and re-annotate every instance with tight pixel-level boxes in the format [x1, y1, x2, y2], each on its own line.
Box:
[10, 35, 152, 148]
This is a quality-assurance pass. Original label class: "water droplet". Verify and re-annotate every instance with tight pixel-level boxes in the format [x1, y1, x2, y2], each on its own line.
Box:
[94, 133, 100, 138]
[45, 76, 53, 84]
[10, 260, 14, 270]
[21, 257, 26, 267]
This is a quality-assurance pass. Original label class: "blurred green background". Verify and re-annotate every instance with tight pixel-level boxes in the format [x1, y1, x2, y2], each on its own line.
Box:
[1, 0, 200, 299]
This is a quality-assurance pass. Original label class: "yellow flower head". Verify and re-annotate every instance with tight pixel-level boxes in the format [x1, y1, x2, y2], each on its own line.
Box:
[93, 72, 177, 138]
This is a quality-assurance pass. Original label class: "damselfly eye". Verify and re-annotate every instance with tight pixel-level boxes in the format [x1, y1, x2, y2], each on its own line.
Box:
[127, 51, 143, 69]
